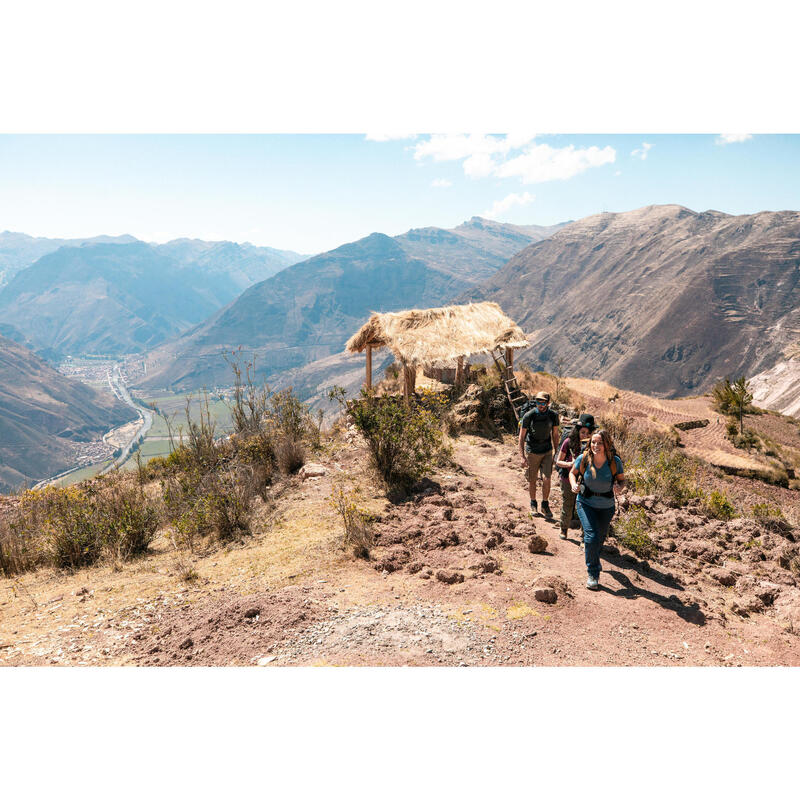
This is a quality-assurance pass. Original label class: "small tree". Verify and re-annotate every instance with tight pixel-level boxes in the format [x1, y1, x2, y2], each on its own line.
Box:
[712, 375, 754, 434]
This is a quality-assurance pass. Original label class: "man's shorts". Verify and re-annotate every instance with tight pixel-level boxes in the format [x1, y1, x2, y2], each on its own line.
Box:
[526, 450, 553, 481]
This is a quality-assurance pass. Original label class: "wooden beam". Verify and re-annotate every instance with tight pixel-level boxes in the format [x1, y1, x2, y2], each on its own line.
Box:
[455, 355, 464, 385]
[505, 347, 514, 370]
[365, 344, 372, 389]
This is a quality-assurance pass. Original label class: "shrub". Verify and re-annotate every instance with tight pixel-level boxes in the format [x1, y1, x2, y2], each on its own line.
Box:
[346, 392, 448, 488]
[751, 502, 783, 519]
[725, 420, 739, 437]
[330, 483, 374, 559]
[205, 468, 253, 540]
[704, 490, 737, 520]
[611, 508, 658, 560]
[274, 435, 306, 475]
[732, 428, 759, 450]
[623, 436, 701, 506]
[162, 462, 255, 547]
[1, 481, 158, 574]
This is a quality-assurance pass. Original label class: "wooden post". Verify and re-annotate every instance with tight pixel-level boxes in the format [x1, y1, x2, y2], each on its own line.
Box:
[365, 344, 372, 389]
[455, 355, 464, 385]
[403, 363, 417, 402]
[505, 347, 514, 379]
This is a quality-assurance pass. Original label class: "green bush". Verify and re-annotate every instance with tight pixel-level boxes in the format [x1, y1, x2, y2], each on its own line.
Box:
[624, 436, 701, 506]
[162, 463, 255, 548]
[611, 508, 658, 560]
[346, 391, 449, 488]
[704, 490, 737, 520]
[725, 420, 739, 437]
[751, 502, 783, 519]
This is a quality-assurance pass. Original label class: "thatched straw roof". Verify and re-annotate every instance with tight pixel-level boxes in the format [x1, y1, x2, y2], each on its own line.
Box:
[345, 301, 528, 367]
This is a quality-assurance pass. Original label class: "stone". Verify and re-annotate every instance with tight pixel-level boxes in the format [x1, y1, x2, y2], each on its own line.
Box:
[436, 570, 465, 585]
[178, 637, 193, 650]
[707, 567, 736, 587]
[534, 587, 557, 604]
[528, 535, 548, 554]
[257, 656, 277, 666]
[299, 463, 327, 481]
[243, 607, 260, 619]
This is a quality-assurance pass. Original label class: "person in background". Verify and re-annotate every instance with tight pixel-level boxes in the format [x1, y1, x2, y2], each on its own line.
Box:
[518, 391, 560, 520]
[569, 428, 625, 590]
[555, 412, 595, 540]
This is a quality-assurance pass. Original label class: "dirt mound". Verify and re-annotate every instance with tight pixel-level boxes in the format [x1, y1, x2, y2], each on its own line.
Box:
[127, 586, 332, 666]
[370, 478, 544, 583]
[616, 494, 800, 627]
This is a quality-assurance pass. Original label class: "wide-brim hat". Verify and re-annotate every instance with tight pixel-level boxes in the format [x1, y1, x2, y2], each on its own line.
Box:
[577, 412, 596, 431]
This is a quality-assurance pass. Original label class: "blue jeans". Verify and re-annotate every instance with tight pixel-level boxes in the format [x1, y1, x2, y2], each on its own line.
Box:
[576, 500, 615, 580]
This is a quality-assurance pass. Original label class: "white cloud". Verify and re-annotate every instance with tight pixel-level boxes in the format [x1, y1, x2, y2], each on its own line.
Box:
[494, 143, 616, 184]
[431, 178, 452, 188]
[413, 133, 515, 163]
[483, 191, 535, 220]
[716, 134, 752, 145]
[631, 142, 653, 160]
[413, 135, 615, 186]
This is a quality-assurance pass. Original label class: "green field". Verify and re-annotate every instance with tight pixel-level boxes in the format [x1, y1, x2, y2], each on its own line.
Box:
[120, 390, 234, 470]
[135, 391, 234, 438]
[54, 460, 114, 487]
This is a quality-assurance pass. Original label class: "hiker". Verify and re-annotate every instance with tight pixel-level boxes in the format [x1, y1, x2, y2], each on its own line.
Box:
[569, 428, 626, 590]
[518, 391, 560, 520]
[555, 412, 595, 540]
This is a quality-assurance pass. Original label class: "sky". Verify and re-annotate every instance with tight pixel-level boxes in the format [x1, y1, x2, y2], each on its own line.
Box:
[1, 134, 800, 255]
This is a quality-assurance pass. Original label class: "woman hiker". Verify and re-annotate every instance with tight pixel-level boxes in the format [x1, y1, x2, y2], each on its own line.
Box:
[569, 428, 626, 590]
[555, 412, 595, 540]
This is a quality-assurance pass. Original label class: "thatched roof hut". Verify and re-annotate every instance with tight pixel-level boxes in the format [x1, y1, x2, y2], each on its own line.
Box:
[345, 301, 528, 398]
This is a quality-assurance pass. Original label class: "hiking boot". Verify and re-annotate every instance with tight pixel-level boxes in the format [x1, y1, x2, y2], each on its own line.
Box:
[541, 501, 553, 521]
[529, 500, 538, 517]
[586, 576, 599, 591]
[559, 527, 568, 539]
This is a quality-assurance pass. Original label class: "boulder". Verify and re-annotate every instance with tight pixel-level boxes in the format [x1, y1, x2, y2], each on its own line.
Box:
[528, 535, 548, 554]
[436, 570, 465, 585]
[534, 587, 557, 604]
[299, 463, 327, 481]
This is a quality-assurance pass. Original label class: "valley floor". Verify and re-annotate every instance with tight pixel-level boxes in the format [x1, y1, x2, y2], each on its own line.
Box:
[2, 433, 799, 667]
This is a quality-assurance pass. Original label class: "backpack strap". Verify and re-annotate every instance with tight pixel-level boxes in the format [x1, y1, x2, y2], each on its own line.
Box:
[580, 451, 619, 481]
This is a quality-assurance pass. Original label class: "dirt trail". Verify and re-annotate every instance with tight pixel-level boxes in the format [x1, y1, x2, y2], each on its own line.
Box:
[3, 433, 799, 667]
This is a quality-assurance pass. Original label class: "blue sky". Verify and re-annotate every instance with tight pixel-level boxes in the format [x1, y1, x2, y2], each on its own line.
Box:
[1, 134, 798, 254]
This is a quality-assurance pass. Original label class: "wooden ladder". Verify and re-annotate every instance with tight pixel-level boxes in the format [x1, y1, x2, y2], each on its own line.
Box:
[491, 347, 527, 421]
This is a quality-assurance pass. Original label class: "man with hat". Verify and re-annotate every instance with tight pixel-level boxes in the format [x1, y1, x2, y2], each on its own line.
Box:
[518, 391, 560, 520]
[555, 413, 596, 539]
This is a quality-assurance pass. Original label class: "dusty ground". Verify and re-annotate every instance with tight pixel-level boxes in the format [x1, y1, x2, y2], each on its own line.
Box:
[3, 422, 800, 667]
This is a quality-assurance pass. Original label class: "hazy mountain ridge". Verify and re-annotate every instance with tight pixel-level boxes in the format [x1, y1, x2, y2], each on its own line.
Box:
[0, 231, 141, 287]
[0, 335, 136, 491]
[0, 237, 307, 356]
[136, 218, 560, 391]
[462, 204, 800, 397]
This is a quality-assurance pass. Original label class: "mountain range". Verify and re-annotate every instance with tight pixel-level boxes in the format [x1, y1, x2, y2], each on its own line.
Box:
[135, 218, 565, 391]
[0, 237, 306, 357]
[464, 204, 800, 398]
[0, 335, 136, 491]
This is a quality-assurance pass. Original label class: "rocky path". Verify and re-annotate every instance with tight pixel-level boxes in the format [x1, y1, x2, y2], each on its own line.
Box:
[4, 433, 800, 667]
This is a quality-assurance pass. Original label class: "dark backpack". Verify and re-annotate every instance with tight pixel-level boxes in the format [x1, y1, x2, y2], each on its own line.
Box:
[521, 408, 557, 451]
[556, 423, 580, 479]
